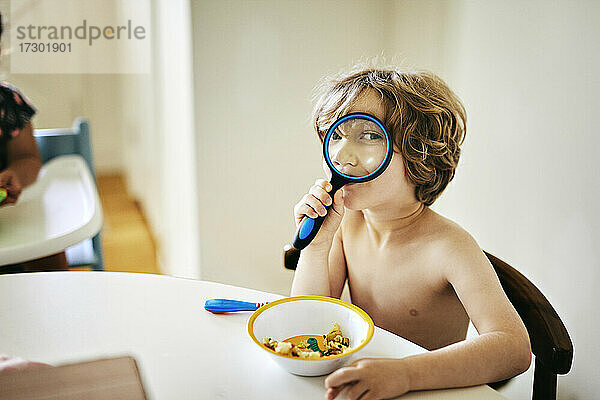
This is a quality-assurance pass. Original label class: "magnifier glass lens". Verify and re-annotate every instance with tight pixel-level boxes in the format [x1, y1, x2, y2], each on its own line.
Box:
[327, 118, 388, 177]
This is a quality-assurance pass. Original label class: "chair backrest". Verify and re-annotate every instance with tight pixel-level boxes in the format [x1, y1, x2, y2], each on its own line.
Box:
[483, 252, 572, 399]
[283, 246, 573, 400]
[34, 118, 96, 180]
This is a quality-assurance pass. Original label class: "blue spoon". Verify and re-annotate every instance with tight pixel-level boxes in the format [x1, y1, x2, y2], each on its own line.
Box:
[204, 299, 268, 313]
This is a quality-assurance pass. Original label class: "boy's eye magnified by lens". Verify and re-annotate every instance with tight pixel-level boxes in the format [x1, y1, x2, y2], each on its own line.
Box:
[328, 119, 388, 177]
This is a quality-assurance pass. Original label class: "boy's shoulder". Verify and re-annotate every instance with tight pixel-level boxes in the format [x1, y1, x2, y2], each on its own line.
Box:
[422, 209, 473, 244]
[420, 210, 491, 279]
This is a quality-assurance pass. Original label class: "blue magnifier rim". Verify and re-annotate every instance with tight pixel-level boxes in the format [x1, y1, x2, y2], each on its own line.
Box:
[323, 112, 393, 182]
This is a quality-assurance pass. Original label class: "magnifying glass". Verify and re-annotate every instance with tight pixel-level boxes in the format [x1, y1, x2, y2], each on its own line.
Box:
[292, 112, 393, 250]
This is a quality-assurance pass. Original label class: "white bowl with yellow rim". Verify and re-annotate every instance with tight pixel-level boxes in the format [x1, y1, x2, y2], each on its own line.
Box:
[247, 295, 374, 376]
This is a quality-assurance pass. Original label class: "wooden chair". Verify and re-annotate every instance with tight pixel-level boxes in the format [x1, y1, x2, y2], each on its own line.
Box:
[283, 245, 573, 400]
[34, 118, 104, 271]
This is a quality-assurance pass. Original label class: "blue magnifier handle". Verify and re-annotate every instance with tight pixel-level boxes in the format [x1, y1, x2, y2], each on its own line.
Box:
[292, 177, 345, 250]
[292, 213, 328, 250]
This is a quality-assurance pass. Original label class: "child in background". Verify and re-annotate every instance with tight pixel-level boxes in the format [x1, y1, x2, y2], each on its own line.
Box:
[0, 12, 40, 207]
[0, 81, 41, 207]
[0, 12, 67, 273]
[291, 66, 531, 399]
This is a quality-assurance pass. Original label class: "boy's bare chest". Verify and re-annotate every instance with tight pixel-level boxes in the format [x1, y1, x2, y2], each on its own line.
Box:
[343, 239, 469, 349]
[344, 243, 444, 312]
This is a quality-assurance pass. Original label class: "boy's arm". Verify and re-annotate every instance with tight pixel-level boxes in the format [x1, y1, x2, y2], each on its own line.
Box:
[5, 122, 42, 187]
[325, 233, 531, 399]
[407, 233, 532, 387]
[290, 184, 347, 298]
[291, 227, 346, 297]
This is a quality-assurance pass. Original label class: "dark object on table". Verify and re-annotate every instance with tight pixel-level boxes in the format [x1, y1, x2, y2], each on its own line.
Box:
[0, 356, 148, 400]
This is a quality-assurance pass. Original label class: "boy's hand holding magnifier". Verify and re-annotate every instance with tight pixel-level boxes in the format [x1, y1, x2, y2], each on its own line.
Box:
[292, 113, 393, 250]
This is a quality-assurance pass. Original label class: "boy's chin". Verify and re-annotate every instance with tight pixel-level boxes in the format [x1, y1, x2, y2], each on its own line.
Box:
[341, 191, 369, 211]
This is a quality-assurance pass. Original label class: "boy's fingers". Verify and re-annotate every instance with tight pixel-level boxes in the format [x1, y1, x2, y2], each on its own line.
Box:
[315, 178, 332, 192]
[309, 185, 332, 206]
[294, 198, 316, 219]
[346, 382, 370, 400]
[325, 386, 344, 400]
[297, 203, 318, 219]
[325, 366, 360, 389]
[294, 179, 337, 227]
[304, 194, 327, 216]
[295, 193, 326, 218]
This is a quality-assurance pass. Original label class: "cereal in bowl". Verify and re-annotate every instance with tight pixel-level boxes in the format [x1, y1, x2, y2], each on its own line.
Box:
[262, 323, 350, 359]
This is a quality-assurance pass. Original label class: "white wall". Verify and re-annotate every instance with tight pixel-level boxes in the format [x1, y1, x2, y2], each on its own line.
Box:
[388, 1, 599, 398]
[117, 0, 200, 278]
[191, 0, 388, 293]
[150, 0, 200, 278]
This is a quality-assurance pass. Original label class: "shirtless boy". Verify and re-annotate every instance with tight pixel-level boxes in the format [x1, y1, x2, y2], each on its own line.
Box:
[291, 67, 531, 400]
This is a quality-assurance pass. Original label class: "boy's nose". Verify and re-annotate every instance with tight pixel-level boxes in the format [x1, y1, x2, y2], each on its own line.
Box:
[331, 144, 359, 174]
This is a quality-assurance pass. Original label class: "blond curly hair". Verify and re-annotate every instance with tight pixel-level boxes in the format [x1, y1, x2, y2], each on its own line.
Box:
[312, 66, 466, 206]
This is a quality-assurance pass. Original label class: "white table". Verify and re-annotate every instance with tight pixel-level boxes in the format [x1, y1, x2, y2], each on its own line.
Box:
[0, 155, 102, 266]
[0, 272, 505, 399]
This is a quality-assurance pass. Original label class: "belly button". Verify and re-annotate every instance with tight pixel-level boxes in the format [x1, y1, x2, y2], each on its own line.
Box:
[409, 308, 418, 317]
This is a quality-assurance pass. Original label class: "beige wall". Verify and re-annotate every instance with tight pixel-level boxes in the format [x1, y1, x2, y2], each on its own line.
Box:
[388, 1, 599, 398]
[3, 73, 125, 174]
[191, 0, 388, 293]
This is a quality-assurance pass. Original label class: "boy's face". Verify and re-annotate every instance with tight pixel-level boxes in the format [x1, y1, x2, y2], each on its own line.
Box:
[322, 89, 418, 212]
[327, 118, 389, 177]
